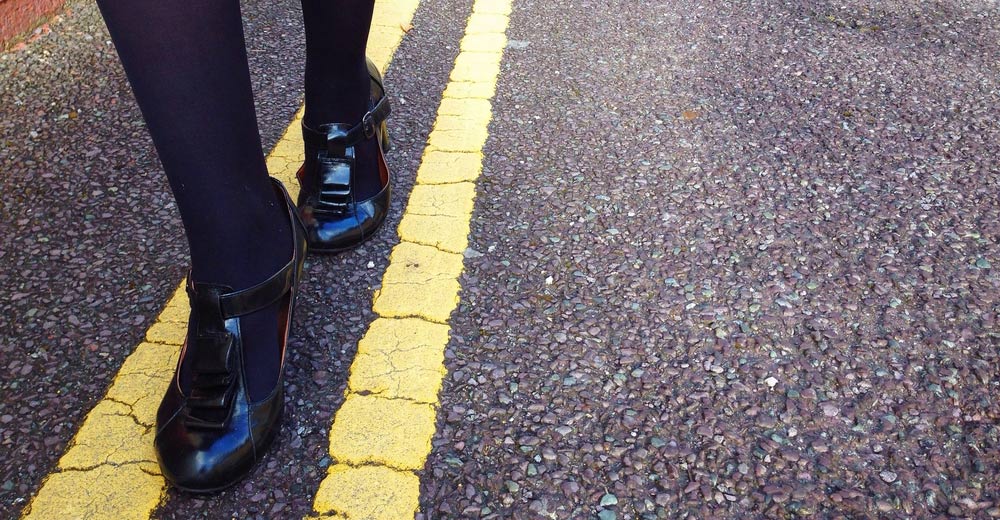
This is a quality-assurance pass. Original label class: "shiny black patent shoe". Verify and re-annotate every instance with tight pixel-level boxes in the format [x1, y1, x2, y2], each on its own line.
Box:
[296, 57, 392, 253]
[154, 178, 307, 493]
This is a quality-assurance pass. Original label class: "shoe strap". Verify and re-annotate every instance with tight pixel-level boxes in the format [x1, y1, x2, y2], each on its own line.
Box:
[312, 133, 354, 216]
[185, 259, 294, 322]
[301, 93, 391, 154]
[219, 258, 295, 318]
[182, 281, 240, 429]
[186, 188, 300, 320]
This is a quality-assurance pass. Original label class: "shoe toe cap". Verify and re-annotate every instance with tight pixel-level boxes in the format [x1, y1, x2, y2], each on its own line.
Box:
[155, 415, 256, 492]
[301, 187, 390, 252]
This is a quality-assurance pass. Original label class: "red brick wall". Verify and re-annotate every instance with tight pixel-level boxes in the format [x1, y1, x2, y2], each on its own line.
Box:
[0, 0, 63, 44]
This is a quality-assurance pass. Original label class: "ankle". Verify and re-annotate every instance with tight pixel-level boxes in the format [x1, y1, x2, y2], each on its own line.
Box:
[303, 58, 369, 129]
[188, 191, 293, 290]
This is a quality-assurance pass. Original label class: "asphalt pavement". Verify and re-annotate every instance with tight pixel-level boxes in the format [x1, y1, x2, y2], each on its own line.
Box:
[2, 0, 1000, 518]
[421, 0, 1000, 517]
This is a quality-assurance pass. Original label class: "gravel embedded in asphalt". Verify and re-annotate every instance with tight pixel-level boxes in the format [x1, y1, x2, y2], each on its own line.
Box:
[421, 0, 1000, 517]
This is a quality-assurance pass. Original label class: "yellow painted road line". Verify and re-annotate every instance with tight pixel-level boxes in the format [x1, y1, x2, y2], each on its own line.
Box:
[19, 2, 420, 518]
[308, 0, 513, 518]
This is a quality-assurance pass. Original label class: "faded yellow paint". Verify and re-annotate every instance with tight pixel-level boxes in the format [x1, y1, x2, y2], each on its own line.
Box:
[21, 1, 422, 518]
[328, 395, 437, 470]
[438, 97, 493, 120]
[466, 12, 509, 34]
[414, 151, 484, 184]
[451, 52, 502, 84]
[23, 464, 165, 520]
[311, 465, 420, 520]
[473, 0, 513, 15]
[460, 32, 507, 52]
[266, 106, 307, 194]
[154, 284, 190, 323]
[426, 103, 494, 152]
[396, 183, 478, 252]
[441, 79, 497, 99]
[144, 321, 186, 346]
[405, 183, 477, 219]
[432, 113, 489, 133]
[397, 213, 472, 254]
[311, 0, 513, 517]
[349, 318, 450, 403]
[428, 126, 490, 152]
[372, 242, 465, 323]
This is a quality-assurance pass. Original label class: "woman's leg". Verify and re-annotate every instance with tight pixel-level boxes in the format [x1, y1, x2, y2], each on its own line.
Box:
[300, 0, 382, 201]
[96, 0, 289, 400]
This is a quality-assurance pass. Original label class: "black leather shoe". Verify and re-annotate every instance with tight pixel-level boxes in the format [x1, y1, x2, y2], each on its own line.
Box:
[154, 178, 307, 493]
[296, 57, 392, 253]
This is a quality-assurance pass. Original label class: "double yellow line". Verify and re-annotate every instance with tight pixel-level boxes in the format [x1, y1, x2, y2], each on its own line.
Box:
[22, 0, 512, 517]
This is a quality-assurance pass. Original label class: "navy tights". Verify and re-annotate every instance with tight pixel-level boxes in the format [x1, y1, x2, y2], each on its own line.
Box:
[96, 0, 377, 400]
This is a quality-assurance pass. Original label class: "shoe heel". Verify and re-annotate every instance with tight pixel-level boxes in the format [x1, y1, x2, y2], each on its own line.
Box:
[367, 56, 391, 153]
[379, 120, 391, 153]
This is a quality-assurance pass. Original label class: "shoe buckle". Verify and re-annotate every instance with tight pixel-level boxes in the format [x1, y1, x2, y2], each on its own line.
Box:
[362, 111, 376, 139]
